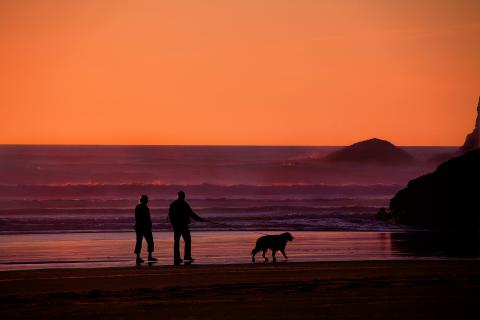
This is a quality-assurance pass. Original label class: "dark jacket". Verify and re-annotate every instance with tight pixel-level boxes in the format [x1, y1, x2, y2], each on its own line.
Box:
[168, 199, 205, 229]
[135, 203, 152, 231]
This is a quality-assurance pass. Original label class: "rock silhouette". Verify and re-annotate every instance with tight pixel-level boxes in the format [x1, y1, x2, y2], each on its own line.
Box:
[459, 96, 480, 153]
[426, 97, 480, 164]
[325, 138, 415, 165]
[375, 208, 391, 221]
[390, 149, 480, 231]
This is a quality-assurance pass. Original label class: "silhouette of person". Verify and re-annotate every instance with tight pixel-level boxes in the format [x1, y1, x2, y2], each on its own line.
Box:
[168, 191, 206, 265]
[134, 195, 157, 263]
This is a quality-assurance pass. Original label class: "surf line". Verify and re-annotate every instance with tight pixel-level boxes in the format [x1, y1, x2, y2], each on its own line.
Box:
[203, 219, 270, 236]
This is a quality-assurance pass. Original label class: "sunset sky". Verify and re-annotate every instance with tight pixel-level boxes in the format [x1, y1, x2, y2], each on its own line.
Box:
[0, 0, 479, 146]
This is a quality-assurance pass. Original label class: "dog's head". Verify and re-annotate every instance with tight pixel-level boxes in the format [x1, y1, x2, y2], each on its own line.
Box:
[281, 232, 294, 241]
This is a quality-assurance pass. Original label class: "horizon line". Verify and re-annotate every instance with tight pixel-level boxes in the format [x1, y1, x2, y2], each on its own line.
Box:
[0, 143, 460, 148]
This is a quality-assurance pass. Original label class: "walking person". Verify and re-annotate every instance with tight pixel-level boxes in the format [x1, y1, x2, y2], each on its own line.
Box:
[134, 194, 157, 263]
[168, 191, 206, 265]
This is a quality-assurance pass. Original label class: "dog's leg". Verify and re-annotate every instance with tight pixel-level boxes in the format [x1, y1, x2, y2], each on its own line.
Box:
[251, 249, 259, 263]
[272, 250, 277, 263]
[280, 249, 288, 260]
[262, 249, 268, 262]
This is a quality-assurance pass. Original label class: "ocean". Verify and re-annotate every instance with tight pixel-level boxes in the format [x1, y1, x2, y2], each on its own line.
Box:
[2, 145, 473, 269]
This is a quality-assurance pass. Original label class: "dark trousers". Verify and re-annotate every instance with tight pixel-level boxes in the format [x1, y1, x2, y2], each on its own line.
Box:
[134, 229, 154, 254]
[174, 228, 192, 260]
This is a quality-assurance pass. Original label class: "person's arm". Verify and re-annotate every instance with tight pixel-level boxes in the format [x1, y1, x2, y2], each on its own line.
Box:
[146, 207, 152, 229]
[167, 205, 173, 224]
[188, 204, 206, 222]
[134, 205, 139, 230]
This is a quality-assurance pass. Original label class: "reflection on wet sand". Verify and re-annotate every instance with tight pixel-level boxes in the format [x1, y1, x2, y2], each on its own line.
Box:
[1, 231, 478, 271]
[391, 232, 480, 258]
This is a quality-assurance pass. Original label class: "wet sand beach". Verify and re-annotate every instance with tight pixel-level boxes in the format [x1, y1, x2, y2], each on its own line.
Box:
[3, 231, 478, 271]
[1, 260, 479, 319]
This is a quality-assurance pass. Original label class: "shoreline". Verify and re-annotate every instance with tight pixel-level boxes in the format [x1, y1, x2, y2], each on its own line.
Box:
[1, 256, 479, 271]
[1, 257, 479, 271]
[1, 260, 480, 319]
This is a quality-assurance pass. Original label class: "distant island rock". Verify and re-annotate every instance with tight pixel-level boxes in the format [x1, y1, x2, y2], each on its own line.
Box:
[389, 148, 480, 231]
[460, 96, 480, 153]
[325, 138, 415, 165]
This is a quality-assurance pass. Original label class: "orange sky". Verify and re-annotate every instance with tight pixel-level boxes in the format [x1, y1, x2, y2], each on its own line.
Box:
[0, 0, 479, 146]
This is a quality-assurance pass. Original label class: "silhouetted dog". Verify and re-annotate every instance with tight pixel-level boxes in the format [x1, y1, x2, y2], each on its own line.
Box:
[251, 232, 294, 263]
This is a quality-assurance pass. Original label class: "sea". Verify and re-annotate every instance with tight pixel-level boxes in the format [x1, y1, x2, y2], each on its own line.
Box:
[1, 145, 476, 270]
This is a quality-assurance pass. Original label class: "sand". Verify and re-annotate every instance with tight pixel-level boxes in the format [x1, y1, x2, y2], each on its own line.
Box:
[1, 260, 479, 319]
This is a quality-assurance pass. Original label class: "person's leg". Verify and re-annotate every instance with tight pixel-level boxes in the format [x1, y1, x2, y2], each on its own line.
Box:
[183, 229, 192, 260]
[134, 231, 144, 262]
[173, 229, 182, 264]
[145, 230, 156, 261]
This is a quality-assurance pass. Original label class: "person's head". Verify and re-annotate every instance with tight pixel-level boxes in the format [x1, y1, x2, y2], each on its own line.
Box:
[177, 191, 186, 200]
[140, 194, 149, 204]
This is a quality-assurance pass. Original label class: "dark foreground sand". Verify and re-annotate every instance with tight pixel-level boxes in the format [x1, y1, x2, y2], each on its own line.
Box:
[1, 260, 480, 319]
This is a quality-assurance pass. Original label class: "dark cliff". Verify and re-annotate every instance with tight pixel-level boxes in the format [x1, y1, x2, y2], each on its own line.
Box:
[459, 96, 479, 153]
[390, 149, 480, 231]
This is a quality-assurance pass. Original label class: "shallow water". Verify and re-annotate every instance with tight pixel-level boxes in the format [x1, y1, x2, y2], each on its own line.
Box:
[0, 231, 477, 271]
